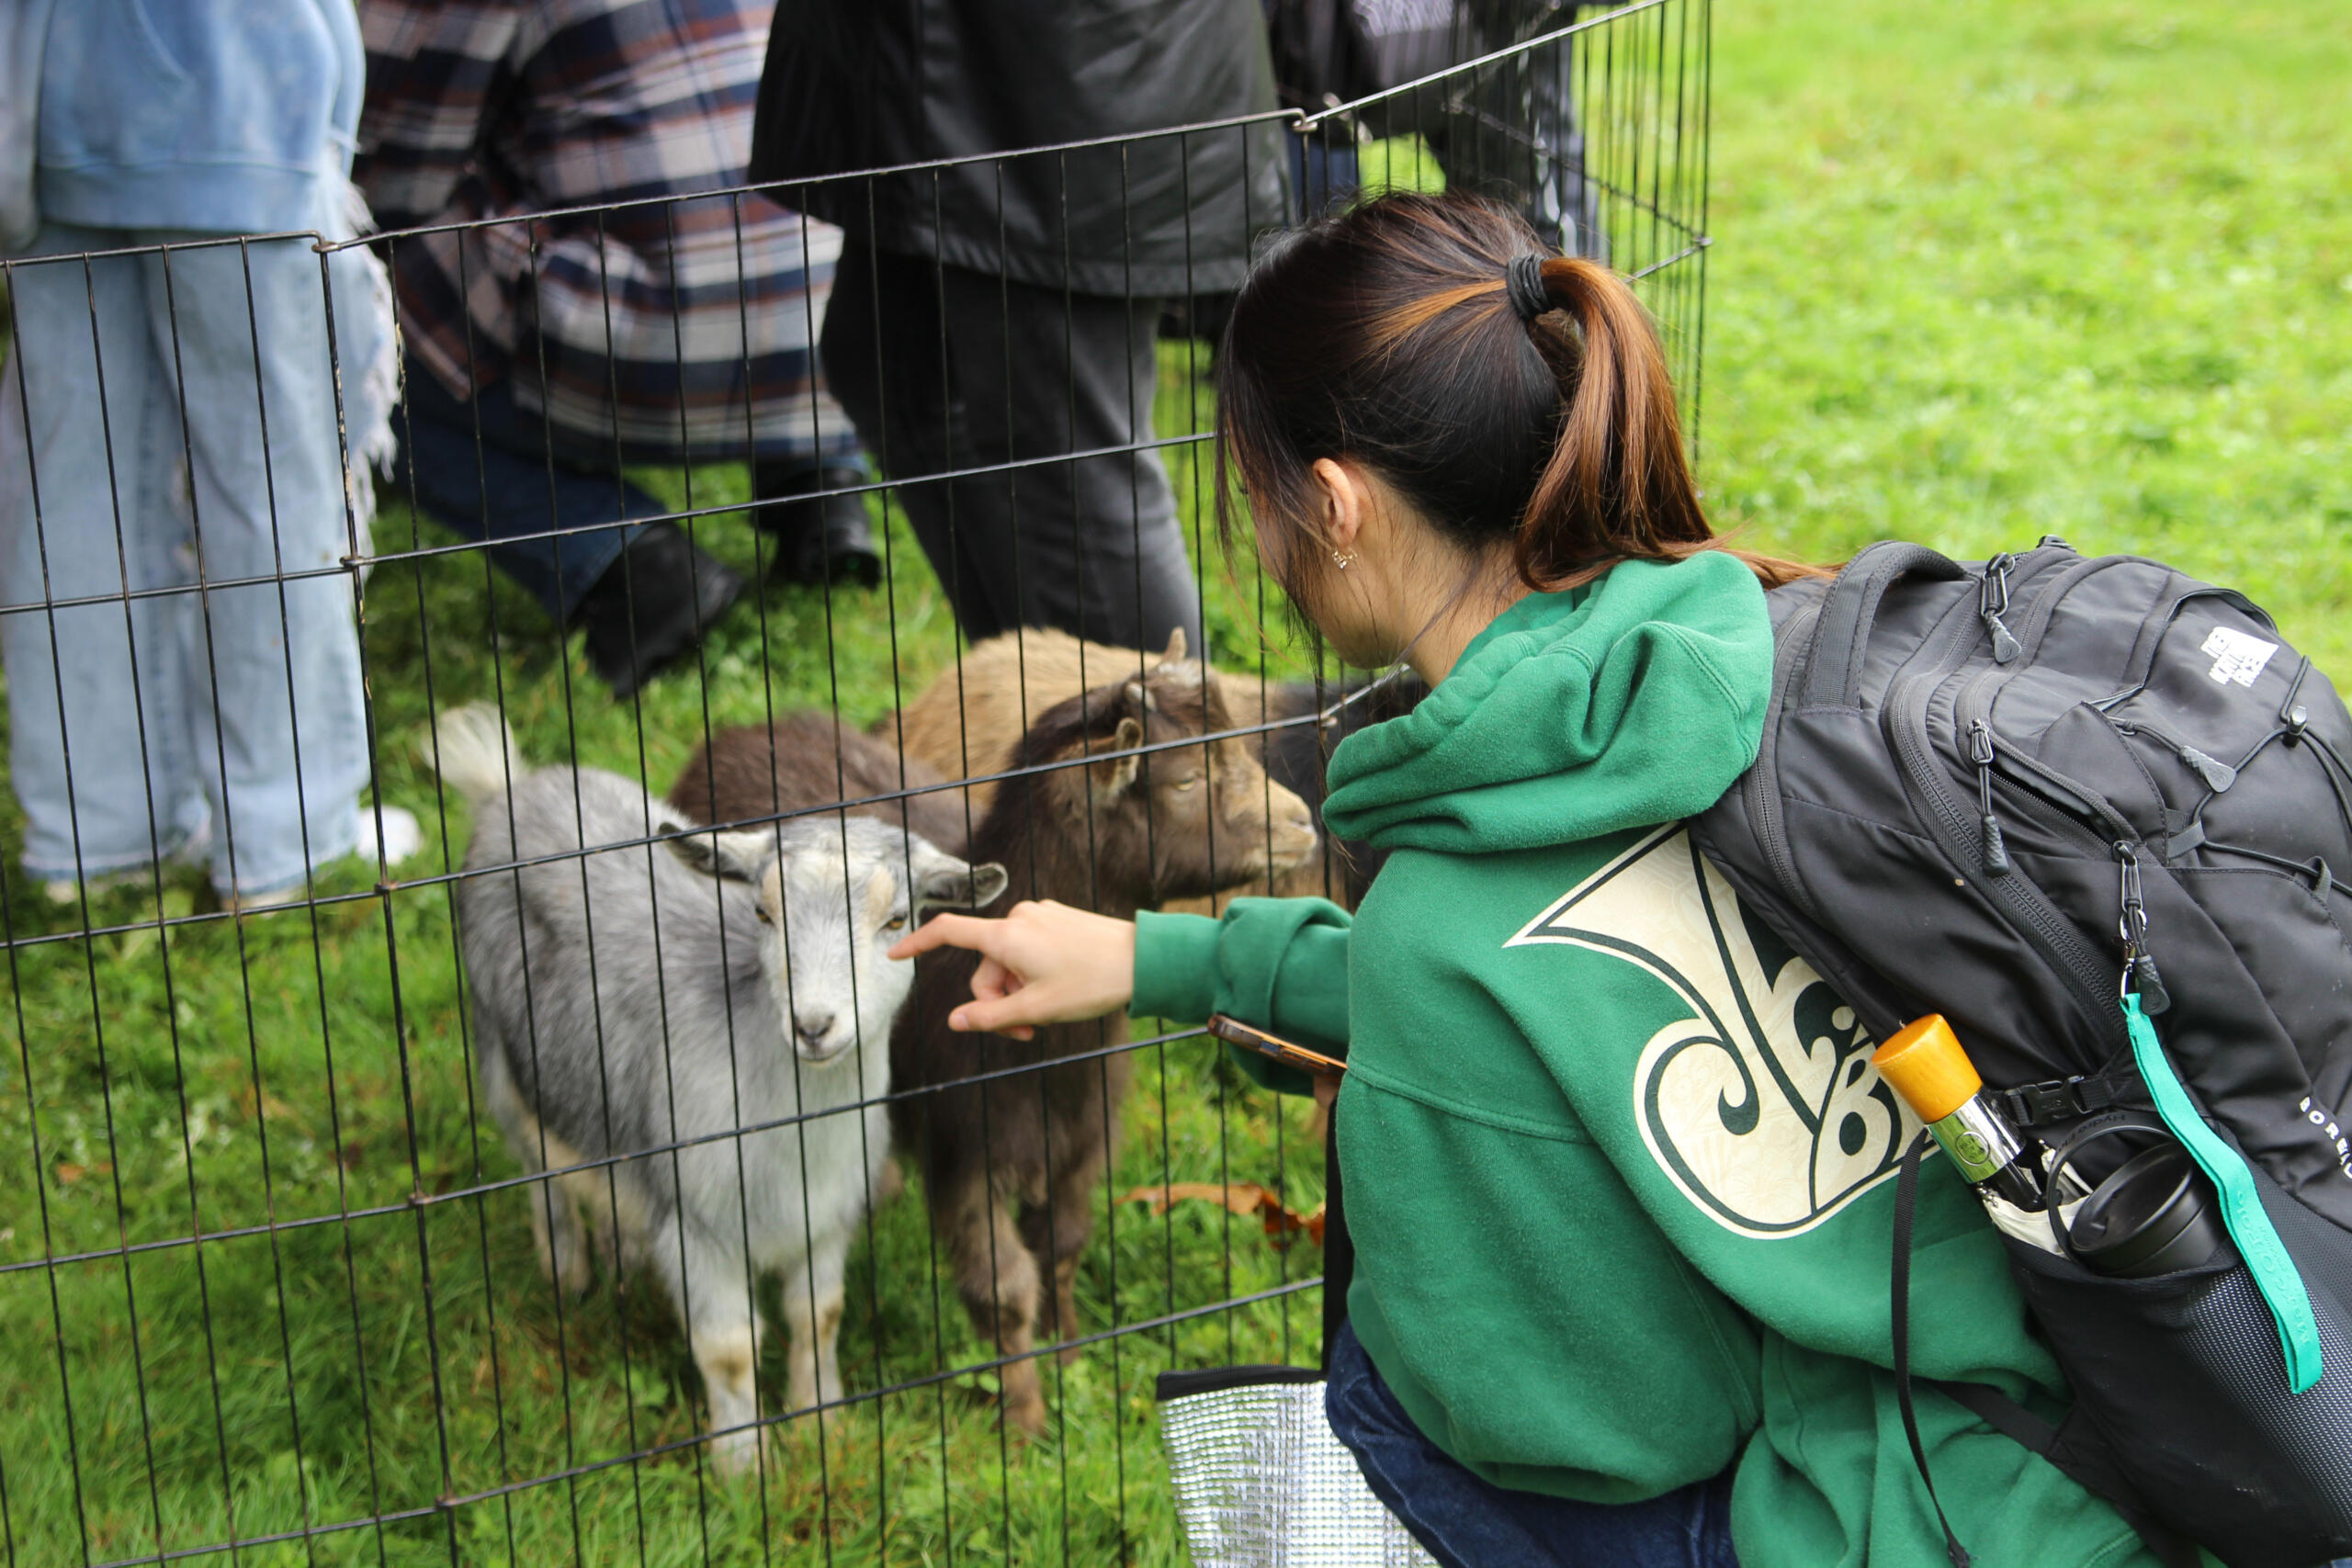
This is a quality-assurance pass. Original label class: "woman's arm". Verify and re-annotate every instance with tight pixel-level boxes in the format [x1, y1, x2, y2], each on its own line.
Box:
[1134, 900, 1351, 1050]
[892, 895, 1353, 1091]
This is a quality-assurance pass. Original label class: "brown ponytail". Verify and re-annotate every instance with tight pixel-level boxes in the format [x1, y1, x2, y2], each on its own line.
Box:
[1216, 192, 1819, 604]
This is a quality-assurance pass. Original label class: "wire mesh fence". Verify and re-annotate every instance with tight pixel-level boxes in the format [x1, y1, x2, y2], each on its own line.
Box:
[0, 2, 1707, 1562]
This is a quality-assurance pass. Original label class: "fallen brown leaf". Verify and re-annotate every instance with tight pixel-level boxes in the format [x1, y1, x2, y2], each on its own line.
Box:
[235, 1084, 296, 1123]
[1116, 1181, 1325, 1246]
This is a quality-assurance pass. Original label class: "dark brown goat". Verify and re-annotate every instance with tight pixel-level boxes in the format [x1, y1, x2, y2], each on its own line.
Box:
[896, 660, 1315, 1433]
[669, 710, 970, 856]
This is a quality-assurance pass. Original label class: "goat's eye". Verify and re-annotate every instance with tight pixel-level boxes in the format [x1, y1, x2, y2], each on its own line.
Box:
[884, 914, 908, 932]
[1172, 773, 1201, 792]
[754, 904, 774, 925]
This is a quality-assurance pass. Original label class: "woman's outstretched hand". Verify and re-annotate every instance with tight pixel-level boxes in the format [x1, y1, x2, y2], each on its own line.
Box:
[887, 899, 1136, 1042]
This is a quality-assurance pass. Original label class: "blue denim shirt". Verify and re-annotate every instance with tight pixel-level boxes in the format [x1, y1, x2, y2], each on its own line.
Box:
[35, 0, 363, 236]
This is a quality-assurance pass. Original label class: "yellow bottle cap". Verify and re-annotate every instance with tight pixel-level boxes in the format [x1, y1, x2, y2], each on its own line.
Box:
[1871, 1014, 1984, 1122]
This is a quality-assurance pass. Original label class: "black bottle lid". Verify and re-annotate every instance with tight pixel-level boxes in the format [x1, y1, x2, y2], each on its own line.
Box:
[2068, 1144, 2230, 1278]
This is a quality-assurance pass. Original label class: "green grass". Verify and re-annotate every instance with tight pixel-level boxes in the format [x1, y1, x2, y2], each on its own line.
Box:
[1703, 0, 2352, 667]
[3, 0, 2349, 1562]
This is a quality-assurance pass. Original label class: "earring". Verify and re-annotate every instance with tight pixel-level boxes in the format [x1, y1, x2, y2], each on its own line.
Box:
[1332, 549, 1356, 570]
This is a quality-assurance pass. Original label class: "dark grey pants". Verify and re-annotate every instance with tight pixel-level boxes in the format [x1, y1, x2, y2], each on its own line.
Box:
[820, 243, 1203, 654]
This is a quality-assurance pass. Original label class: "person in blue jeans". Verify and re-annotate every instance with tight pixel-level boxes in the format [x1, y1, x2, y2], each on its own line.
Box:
[0, 0, 417, 908]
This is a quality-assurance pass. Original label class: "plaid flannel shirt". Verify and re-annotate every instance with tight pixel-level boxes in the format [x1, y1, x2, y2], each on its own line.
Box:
[356, 0, 855, 460]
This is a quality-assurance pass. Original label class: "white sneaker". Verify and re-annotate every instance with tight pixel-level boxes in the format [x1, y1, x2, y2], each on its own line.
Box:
[356, 806, 423, 867]
[42, 867, 147, 905]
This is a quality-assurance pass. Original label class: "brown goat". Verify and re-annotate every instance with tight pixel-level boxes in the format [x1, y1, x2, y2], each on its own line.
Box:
[1178, 669, 1430, 914]
[891, 628, 1268, 810]
[891, 626, 1431, 912]
[669, 710, 971, 856]
[892, 626, 1345, 904]
[895, 659, 1316, 1433]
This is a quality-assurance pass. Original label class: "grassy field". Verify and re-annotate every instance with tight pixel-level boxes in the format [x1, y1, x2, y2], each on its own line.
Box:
[1, 0, 2347, 1563]
[1703, 0, 2352, 665]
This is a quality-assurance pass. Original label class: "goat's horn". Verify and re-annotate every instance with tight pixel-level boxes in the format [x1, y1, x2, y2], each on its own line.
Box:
[1161, 626, 1187, 663]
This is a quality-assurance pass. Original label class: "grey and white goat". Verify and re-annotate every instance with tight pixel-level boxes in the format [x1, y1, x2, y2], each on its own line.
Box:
[435, 705, 1006, 1472]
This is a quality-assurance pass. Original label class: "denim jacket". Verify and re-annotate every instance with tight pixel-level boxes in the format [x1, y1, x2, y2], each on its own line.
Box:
[28, 0, 364, 239]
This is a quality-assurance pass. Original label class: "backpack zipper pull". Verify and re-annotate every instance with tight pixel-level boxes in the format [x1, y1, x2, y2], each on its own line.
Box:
[2175, 743, 2236, 793]
[1979, 554, 2021, 664]
[2115, 842, 2171, 1014]
[2114, 721, 2237, 792]
[1969, 720, 2010, 874]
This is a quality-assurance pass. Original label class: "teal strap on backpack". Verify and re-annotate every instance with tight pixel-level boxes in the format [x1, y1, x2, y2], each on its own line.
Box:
[2122, 993, 2324, 1393]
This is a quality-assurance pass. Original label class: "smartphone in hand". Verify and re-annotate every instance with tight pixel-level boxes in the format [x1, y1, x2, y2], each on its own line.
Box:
[1205, 1013, 1347, 1077]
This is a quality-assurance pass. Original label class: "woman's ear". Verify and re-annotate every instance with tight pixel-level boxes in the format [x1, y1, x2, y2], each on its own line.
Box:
[1308, 457, 1371, 558]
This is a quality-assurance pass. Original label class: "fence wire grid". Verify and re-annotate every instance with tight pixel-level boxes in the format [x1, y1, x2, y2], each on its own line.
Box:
[0, 3, 1709, 1563]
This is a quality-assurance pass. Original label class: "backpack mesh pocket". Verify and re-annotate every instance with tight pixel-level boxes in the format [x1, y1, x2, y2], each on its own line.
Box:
[2002, 1214, 2352, 1568]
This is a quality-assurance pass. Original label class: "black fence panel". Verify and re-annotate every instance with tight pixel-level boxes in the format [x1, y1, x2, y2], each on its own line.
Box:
[0, 4, 1707, 1562]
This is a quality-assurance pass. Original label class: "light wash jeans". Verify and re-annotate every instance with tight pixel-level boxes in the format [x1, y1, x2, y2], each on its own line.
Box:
[0, 217, 385, 896]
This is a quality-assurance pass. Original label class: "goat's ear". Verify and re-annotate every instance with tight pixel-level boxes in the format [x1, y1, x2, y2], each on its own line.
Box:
[1160, 626, 1187, 663]
[913, 850, 1009, 913]
[1092, 715, 1146, 798]
[664, 826, 771, 884]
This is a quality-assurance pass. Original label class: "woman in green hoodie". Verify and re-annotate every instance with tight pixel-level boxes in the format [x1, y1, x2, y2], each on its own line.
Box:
[891, 192, 2163, 1568]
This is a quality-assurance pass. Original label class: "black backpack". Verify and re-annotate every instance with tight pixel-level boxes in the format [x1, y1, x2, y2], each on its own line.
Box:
[1691, 538, 2352, 1568]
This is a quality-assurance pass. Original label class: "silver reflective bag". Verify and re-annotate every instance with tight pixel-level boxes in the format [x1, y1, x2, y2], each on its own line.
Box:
[1158, 1366, 1438, 1567]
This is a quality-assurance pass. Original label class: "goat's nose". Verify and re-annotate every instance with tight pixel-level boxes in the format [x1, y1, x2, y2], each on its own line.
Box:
[794, 1009, 838, 1045]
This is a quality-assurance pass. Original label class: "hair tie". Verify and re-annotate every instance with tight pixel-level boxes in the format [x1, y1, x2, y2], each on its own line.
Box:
[1504, 254, 1554, 321]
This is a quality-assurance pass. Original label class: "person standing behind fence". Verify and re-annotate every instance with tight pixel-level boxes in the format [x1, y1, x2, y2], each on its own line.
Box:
[356, 0, 871, 701]
[749, 0, 1289, 655]
[0, 0, 417, 909]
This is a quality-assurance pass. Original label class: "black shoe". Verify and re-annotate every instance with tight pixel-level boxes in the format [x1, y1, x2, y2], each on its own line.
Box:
[578, 524, 746, 699]
[754, 463, 882, 589]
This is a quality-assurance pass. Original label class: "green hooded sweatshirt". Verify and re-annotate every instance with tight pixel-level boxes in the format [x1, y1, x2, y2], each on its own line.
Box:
[1133, 552, 2160, 1568]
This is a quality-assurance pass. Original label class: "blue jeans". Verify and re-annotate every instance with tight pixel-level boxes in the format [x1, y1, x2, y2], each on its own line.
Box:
[1325, 1320, 1740, 1568]
[390, 359, 662, 625]
[391, 360, 864, 624]
[0, 216, 386, 895]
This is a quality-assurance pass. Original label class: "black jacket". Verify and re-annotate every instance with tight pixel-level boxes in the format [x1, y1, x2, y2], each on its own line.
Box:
[749, 0, 1288, 298]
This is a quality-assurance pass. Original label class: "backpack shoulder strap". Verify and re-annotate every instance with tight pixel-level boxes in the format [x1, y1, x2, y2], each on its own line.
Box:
[1892, 1133, 1975, 1568]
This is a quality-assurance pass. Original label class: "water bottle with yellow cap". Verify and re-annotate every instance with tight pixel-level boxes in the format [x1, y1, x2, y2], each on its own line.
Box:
[1872, 1014, 2047, 1213]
